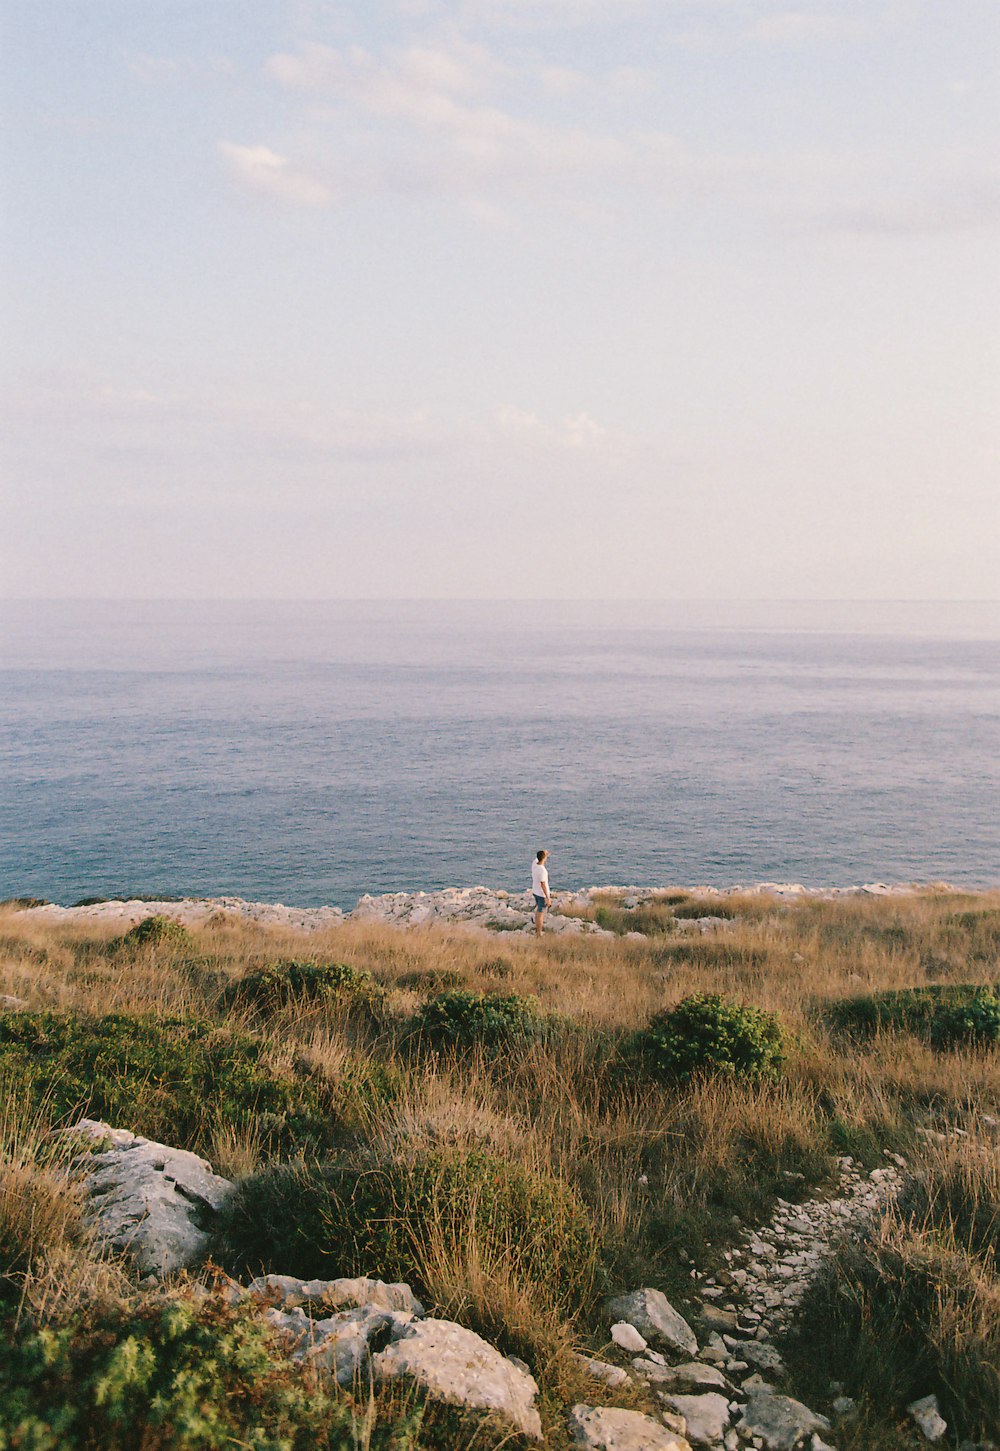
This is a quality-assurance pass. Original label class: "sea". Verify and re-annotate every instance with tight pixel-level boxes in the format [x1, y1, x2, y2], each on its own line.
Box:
[1, 599, 998, 909]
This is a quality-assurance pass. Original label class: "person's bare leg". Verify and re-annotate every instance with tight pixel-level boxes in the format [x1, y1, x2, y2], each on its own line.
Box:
[535, 908, 544, 937]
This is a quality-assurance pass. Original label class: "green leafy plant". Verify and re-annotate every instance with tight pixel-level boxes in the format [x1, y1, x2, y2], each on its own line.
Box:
[828, 984, 1000, 1048]
[412, 990, 544, 1050]
[215, 1147, 598, 1310]
[641, 994, 785, 1083]
[222, 959, 384, 1014]
[121, 916, 193, 950]
[0, 1291, 363, 1450]
[0, 1011, 394, 1154]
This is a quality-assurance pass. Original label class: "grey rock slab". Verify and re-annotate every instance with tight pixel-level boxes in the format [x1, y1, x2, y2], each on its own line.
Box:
[606, 1289, 698, 1357]
[738, 1391, 831, 1451]
[303, 1305, 410, 1387]
[658, 1363, 730, 1392]
[908, 1395, 948, 1443]
[730, 1339, 786, 1375]
[62, 1119, 232, 1275]
[573, 1354, 630, 1389]
[248, 1273, 423, 1316]
[569, 1404, 692, 1451]
[661, 1394, 730, 1446]
[372, 1317, 543, 1439]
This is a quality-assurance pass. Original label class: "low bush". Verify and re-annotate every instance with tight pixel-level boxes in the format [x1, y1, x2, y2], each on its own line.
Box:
[828, 983, 1000, 1048]
[215, 1147, 599, 1313]
[121, 916, 193, 950]
[640, 994, 785, 1083]
[222, 959, 384, 1014]
[412, 990, 545, 1050]
[0, 1291, 363, 1450]
[0, 1011, 382, 1154]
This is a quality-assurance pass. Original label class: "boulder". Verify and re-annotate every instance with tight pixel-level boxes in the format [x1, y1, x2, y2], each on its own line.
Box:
[908, 1395, 947, 1443]
[569, 1404, 691, 1451]
[372, 1317, 543, 1439]
[63, 1120, 232, 1275]
[738, 1390, 831, 1451]
[661, 1394, 730, 1446]
[573, 1354, 631, 1388]
[729, 1338, 785, 1375]
[606, 1290, 698, 1357]
[248, 1273, 423, 1317]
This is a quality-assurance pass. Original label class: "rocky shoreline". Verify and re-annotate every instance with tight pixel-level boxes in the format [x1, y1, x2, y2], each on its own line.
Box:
[14, 880, 969, 938]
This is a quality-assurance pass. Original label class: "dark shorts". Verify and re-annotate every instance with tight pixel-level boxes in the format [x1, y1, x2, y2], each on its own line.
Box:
[533, 894, 548, 912]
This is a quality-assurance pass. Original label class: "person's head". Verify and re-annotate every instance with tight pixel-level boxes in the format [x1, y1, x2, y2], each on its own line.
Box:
[536, 849, 548, 862]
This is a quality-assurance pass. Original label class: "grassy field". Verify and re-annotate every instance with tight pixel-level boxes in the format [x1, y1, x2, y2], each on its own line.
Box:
[0, 890, 998, 1449]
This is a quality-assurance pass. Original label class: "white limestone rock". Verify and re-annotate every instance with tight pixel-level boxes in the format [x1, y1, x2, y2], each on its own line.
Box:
[738, 1391, 832, 1451]
[372, 1317, 543, 1439]
[612, 1320, 650, 1353]
[23, 896, 344, 934]
[606, 1289, 698, 1357]
[908, 1395, 948, 1443]
[657, 1363, 729, 1392]
[573, 1354, 631, 1388]
[661, 1394, 730, 1446]
[569, 1404, 692, 1451]
[63, 1119, 232, 1275]
[248, 1273, 423, 1317]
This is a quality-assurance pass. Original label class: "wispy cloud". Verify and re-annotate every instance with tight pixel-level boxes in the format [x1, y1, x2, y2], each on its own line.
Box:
[218, 141, 333, 207]
[496, 404, 617, 450]
[826, 174, 1000, 235]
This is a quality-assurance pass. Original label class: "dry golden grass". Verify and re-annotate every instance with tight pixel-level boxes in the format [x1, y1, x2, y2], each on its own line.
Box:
[0, 889, 998, 1446]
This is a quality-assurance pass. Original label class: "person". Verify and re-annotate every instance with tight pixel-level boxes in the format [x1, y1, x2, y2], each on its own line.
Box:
[531, 849, 552, 937]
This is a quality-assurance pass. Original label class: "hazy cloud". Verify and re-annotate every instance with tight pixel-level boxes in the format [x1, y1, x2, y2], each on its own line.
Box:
[218, 141, 333, 206]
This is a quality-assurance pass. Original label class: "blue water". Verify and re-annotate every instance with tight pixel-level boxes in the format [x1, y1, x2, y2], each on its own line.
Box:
[1, 600, 997, 907]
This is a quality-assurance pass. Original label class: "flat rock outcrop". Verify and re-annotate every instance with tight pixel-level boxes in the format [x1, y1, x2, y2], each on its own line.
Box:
[18, 880, 956, 940]
[248, 1272, 423, 1317]
[569, 1404, 692, 1451]
[372, 1316, 543, 1439]
[63, 1120, 233, 1275]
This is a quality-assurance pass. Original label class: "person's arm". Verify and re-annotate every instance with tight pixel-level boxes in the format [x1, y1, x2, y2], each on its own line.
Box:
[544, 867, 552, 905]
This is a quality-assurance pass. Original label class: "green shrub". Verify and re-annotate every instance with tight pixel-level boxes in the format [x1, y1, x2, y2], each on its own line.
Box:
[222, 960, 384, 1014]
[0, 1011, 390, 1154]
[398, 968, 464, 992]
[412, 990, 544, 1050]
[215, 1147, 598, 1310]
[641, 994, 784, 1083]
[0, 1291, 362, 1450]
[121, 916, 193, 950]
[828, 984, 1000, 1048]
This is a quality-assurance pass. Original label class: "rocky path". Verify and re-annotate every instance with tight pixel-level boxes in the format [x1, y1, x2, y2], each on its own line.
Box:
[694, 1153, 906, 1348]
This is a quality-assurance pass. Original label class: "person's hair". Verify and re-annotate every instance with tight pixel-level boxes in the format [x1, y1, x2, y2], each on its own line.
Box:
[536, 849, 547, 861]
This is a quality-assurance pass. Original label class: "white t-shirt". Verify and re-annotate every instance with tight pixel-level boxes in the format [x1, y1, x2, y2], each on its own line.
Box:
[531, 860, 549, 895]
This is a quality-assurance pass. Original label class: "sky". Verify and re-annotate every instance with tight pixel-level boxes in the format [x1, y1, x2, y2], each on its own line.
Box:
[1, 0, 998, 600]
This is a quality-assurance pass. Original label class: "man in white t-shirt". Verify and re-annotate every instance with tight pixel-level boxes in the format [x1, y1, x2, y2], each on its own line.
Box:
[531, 849, 551, 937]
